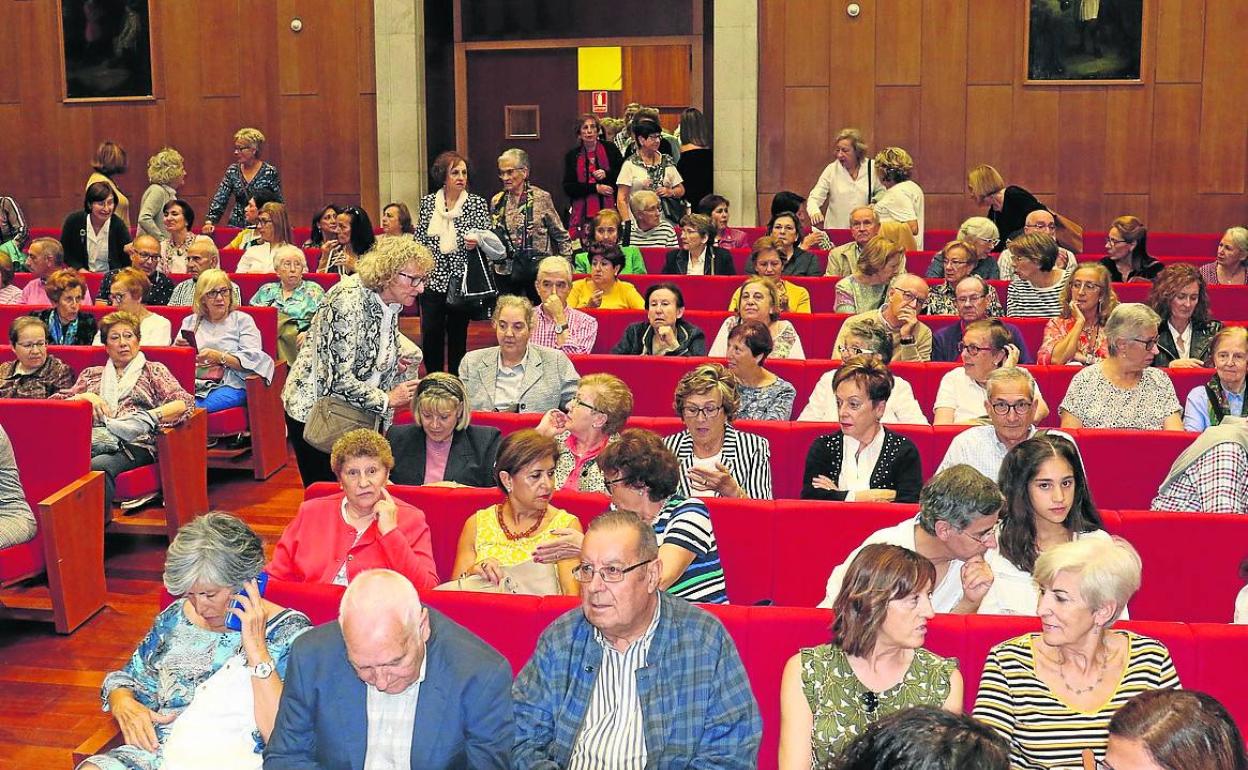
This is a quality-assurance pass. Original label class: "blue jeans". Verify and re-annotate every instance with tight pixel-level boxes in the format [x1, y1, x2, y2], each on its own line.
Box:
[196, 386, 247, 413]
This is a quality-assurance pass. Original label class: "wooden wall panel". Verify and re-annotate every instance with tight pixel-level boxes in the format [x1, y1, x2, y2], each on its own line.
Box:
[964, 86, 1014, 181]
[918, 0, 967, 194]
[1103, 87, 1154, 193]
[782, 88, 831, 194]
[1155, 0, 1204, 83]
[1056, 89, 1107, 229]
[1150, 84, 1203, 230]
[875, 0, 922, 86]
[782, 0, 828, 87]
[873, 86, 921, 164]
[0, 0, 378, 228]
[756, 0, 788, 193]
[623, 46, 693, 108]
[1009, 87, 1060, 193]
[1196, 0, 1248, 193]
[824, 0, 876, 145]
[966, 2, 1017, 85]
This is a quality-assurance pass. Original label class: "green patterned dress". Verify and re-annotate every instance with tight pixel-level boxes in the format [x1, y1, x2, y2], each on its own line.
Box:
[801, 643, 957, 767]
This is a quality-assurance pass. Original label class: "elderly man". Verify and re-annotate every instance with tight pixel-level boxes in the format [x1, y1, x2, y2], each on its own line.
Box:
[265, 569, 514, 770]
[98, 235, 175, 305]
[19, 238, 93, 306]
[824, 205, 881, 278]
[530, 255, 598, 355]
[936, 367, 1075, 479]
[833, 272, 933, 361]
[168, 239, 241, 306]
[626, 190, 678, 249]
[818, 465, 1002, 614]
[513, 511, 761, 768]
[932, 275, 1032, 363]
[997, 209, 1076, 280]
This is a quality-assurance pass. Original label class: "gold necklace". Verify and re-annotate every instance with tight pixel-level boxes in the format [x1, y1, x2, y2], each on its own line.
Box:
[1056, 640, 1110, 695]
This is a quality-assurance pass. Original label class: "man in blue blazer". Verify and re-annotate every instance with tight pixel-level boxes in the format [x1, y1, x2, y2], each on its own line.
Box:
[264, 570, 514, 770]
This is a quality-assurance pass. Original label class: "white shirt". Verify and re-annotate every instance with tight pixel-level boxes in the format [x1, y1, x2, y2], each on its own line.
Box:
[363, 654, 428, 770]
[86, 217, 111, 272]
[685, 250, 705, 275]
[1235, 585, 1248, 624]
[93, 313, 172, 347]
[838, 428, 886, 501]
[1168, 322, 1191, 360]
[689, 450, 725, 498]
[799, 370, 930, 425]
[979, 530, 1125, 617]
[874, 180, 926, 249]
[806, 159, 880, 229]
[934, 367, 991, 423]
[492, 347, 531, 411]
[935, 425, 1078, 481]
[819, 516, 967, 611]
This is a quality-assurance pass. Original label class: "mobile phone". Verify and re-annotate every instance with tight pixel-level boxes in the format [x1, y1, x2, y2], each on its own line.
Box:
[225, 571, 269, 632]
[180, 329, 197, 349]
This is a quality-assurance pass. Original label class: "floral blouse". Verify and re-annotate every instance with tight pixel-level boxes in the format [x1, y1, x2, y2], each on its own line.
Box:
[205, 162, 283, 228]
[250, 280, 326, 331]
[1037, 316, 1109, 365]
[737, 377, 796, 421]
[53, 361, 194, 451]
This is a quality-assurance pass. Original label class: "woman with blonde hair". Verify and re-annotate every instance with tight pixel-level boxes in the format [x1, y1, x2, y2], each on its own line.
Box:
[572, 208, 645, 274]
[1202, 226, 1248, 286]
[202, 127, 283, 233]
[95, 268, 172, 346]
[137, 147, 186, 239]
[733, 237, 812, 314]
[834, 235, 905, 314]
[873, 147, 925, 248]
[806, 127, 882, 228]
[386, 372, 501, 487]
[1038, 263, 1120, 365]
[535, 372, 634, 493]
[237, 202, 302, 274]
[711, 275, 805, 359]
[966, 163, 1047, 252]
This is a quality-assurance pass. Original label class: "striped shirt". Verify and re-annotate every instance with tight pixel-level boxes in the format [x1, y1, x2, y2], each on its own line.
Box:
[664, 425, 774, 501]
[1006, 270, 1070, 318]
[568, 603, 662, 770]
[973, 632, 1180, 769]
[628, 220, 678, 249]
[654, 496, 729, 604]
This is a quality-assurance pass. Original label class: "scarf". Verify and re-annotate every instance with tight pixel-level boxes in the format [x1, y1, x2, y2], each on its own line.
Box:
[569, 142, 612, 233]
[1205, 374, 1248, 427]
[429, 188, 467, 255]
[100, 351, 147, 412]
[48, 313, 79, 344]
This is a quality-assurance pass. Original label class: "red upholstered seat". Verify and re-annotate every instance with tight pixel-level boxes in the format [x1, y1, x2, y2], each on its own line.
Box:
[1191, 623, 1248, 733]
[206, 407, 249, 435]
[1073, 430, 1195, 510]
[114, 463, 161, 499]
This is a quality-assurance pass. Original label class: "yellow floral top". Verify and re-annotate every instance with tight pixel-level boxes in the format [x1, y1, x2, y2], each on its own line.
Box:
[472, 505, 579, 566]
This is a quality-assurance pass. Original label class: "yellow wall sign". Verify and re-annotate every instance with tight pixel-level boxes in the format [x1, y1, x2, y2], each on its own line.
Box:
[577, 47, 623, 91]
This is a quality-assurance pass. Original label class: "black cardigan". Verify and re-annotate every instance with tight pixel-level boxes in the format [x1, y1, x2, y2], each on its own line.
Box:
[59, 211, 131, 271]
[986, 185, 1047, 252]
[562, 142, 624, 200]
[610, 319, 707, 357]
[801, 428, 922, 503]
[385, 424, 502, 488]
[661, 247, 735, 276]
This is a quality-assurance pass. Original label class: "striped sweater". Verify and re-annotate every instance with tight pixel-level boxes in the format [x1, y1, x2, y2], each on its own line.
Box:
[652, 496, 728, 604]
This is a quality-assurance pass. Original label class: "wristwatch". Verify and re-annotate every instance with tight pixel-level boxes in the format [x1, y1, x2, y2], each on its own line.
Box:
[899, 336, 916, 345]
[249, 660, 275, 679]
[554, 322, 569, 334]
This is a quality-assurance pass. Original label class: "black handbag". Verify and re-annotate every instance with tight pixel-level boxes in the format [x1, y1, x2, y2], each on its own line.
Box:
[447, 246, 498, 321]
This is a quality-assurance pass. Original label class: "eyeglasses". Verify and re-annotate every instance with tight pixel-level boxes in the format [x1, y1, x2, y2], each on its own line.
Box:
[1214, 351, 1248, 364]
[1128, 336, 1160, 350]
[396, 272, 427, 287]
[1026, 222, 1057, 231]
[571, 559, 654, 583]
[107, 293, 128, 304]
[961, 526, 996, 545]
[1105, 236, 1129, 247]
[990, 400, 1034, 415]
[15, 340, 47, 350]
[569, 396, 605, 415]
[681, 403, 723, 420]
[256, 217, 273, 225]
[1070, 280, 1102, 292]
[1093, 759, 1115, 770]
[860, 691, 879, 716]
[204, 287, 231, 299]
[602, 475, 637, 491]
[134, 251, 160, 261]
[498, 168, 522, 178]
[837, 344, 877, 358]
[955, 293, 986, 305]
[958, 342, 998, 356]
[945, 258, 974, 267]
[891, 287, 928, 310]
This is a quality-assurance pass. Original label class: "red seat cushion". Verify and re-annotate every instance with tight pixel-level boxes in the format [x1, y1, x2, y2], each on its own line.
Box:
[207, 407, 249, 435]
[0, 538, 45, 584]
[114, 463, 161, 499]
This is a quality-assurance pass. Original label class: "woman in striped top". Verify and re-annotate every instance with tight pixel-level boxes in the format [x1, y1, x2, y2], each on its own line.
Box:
[973, 537, 1180, 769]
[1006, 232, 1070, 318]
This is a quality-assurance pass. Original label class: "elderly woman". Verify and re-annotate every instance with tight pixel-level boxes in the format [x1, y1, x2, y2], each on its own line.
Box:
[459, 294, 578, 414]
[86, 140, 130, 227]
[563, 113, 624, 243]
[779, 544, 960, 766]
[267, 429, 438, 590]
[1059, 303, 1183, 430]
[1202, 226, 1248, 286]
[662, 363, 772, 499]
[572, 208, 644, 274]
[55, 311, 192, 517]
[1106, 690, 1247, 770]
[136, 148, 186, 240]
[926, 218, 1001, 280]
[710, 276, 805, 359]
[611, 282, 707, 356]
[1147, 262, 1222, 368]
[1183, 326, 1248, 431]
[615, 118, 685, 224]
[249, 249, 326, 364]
[698, 194, 749, 251]
[662, 212, 732, 274]
[201, 128, 283, 233]
[96, 268, 172, 346]
[802, 357, 922, 502]
[157, 199, 213, 274]
[303, 204, 339, 250]
[317, 205, 373, 276]
[492, 148, 572, 292]
[32, 271, 93, 344]
[282, 237, 431, 485]
[416, 150, 492, 374]
[175, 269, 274, 414]
[934, 320, 1047, 425]
[800, 317, 929, 424]
[974, 538, 1180, 769]
[735, 237, 812, 313]
[386, 373, 500, 487]
[834, 235, 904, 314]
[79, 512, 310, 770]
[450, 429, 582, 596]
[967, 164, 1047, 252]
[62, 181, 132, 272]
[535, 373, 633, 492]
[872, 147, 925, 249]
[379, 201, 416, 238]
[806, 127, 881, 229]
[567, 243, 644, 309]
[1101, 215, 1162, 283]
[980, 434, 1112, 616]
[238, 202, 302, 274]
[725, 320, 796, 421]
[1005, 232, 1068, 318]
[997, 210, 1078, 280]
[763, 211, 821, 276]
[0, 317, 73, 398]
[626, 189, 679, 249]
[1038, 264, 1120, 365]
[0, 194, 27, 254]
[925, 241, 1005, 316]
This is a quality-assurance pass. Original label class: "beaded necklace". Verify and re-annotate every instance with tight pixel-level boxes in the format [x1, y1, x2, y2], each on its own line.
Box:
[495, 503, 543, 540]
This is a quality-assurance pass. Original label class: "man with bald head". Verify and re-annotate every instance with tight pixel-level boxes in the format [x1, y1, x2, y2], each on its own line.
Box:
[832, 271, 934, 361]
[168, 239, 241, 306]
[824, 205, 881, 278]
[997, 209, 1076, 280]
[265, 569, 513, 769]
[19, 238, 94, 305]
[99, 234, 175, 305]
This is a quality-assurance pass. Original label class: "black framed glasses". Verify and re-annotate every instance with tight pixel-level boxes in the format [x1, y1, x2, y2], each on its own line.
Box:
[989, 400, 1034, 416]
[957, 342, 999, 356]
[397, 272, 427, 287]
[602, 475, 636, 491]
[681, 403, 724, 420]
[890, 286, 928, 311]
[571, 559, 654, 584]
[569, 396, 606, 415]
[1128, 336, 1159, 350]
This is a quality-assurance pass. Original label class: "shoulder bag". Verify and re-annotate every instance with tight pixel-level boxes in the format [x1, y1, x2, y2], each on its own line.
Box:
[1051, 211, 1084, 254]
[447, 246, 498, 321]
[303, 396, 380, 453]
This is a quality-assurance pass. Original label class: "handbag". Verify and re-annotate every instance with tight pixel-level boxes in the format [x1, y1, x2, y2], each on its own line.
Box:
[303, 396, 380, 453]
[161, 655, 263, 770]
[1052, 211, 1084, 254]
[434, 559, 561, 596]
[447, 247, 499, 321]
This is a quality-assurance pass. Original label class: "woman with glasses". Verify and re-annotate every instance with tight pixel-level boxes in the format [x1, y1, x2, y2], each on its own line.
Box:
[237, 202, 302, 274]
[563, 114, 624, 244]
[317, 205, 374, 276]
[662, 363, 772, 499]
[0, 317, 73, 398]
[925, 241, 1004, 316]
[201, 127, 283, 234]
[95, 268, 172, 346]
[726, 320, 796, 421]
[734, 237, 812, 314]
[1146, 263, 1222, 369]
[926, 218, 1001, 281]
[934, 320, 1046, 425]
[760, 211, 821, 277]
[710, 275, 806, 359]
[1100, 215, 1162, 283]
[1201, 226, 1248, 286]
[1038, 264, 1120, 366]
[223, 191, 279, 251]
[834, 235, 905, 314]
[249, 250, 325, 364]
[800, 317, 928, 424]
[779, 544, 961, 767]
[33, 269, 96, 346]
[1005, 232, 1070, 318]
[460, 295, 580, 414]
[1182, 327, 1247, 432]
[386, 373, 500, 487]
[534, 373, 633, 493]
[450, 429, 582, 596]
[174, 268, 274, 414]
[1059, 303, 1183, 430]
[980, 434, 1113, 616]
[801, 357, 922, 503]
[492, 148, 572, 296]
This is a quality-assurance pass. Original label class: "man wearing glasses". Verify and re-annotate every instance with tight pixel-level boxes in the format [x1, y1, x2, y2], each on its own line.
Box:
[514, 510, 761, 769]
[817, 465, 1002, 614]
[98, 234, 175, 306]
[167, 240, 240, 306]
[996, 210, 1076, 280]
[932, 276, 1032, 363]
[833, 272, 934, 361]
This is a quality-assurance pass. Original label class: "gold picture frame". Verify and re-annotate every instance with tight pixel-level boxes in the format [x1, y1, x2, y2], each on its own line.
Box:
[1024, 0, 1148, 85]
[58, 0, 156, 102]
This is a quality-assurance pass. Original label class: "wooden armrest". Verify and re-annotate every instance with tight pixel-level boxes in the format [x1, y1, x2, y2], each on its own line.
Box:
[244, 361, 288, 479]
[72, 719, 124, 767]
[156, 409, 208, 538]
[39, 471, 107, 634]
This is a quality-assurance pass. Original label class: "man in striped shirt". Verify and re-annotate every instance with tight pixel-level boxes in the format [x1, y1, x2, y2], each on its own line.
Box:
[513, 511, 761, 769]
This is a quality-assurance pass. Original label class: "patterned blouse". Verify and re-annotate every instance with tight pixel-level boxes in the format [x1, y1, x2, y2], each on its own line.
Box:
[100, 269, 175, 307]
[1037, 316, 1109, 365]
[833, 277, 890, 315]
[250, 280, 326, 331]
[925, 280, 1004, 317]
[801, 643, 956, 765]
[552, 431, 619, 493]
[205, 162, 283, 228]
[490, 184, 572, 258]
[0, 356, 74, 399]
[415, 192, 492, 294]
[709, 316, 805, 360]
[53, 360, 194, 452]
[737, 377, 796, 421]
[1058, 362, 1181, 429]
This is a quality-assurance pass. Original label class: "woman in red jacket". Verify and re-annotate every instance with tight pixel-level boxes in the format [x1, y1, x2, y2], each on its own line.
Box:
[266, 429, 439, 590]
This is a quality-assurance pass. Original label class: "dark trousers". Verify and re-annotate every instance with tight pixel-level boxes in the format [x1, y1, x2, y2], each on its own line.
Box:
[285, 414, 336, 487]
[419, 289, 471, 374]
[92, 445, 155, 519]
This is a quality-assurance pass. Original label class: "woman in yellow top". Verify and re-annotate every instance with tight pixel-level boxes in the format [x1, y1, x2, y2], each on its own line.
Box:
[732, 237, 812, 313]
[451, 429, 583, 596]
[567, 243, 645, 310]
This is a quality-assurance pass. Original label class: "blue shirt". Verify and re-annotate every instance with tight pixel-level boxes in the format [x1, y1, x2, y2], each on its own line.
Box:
[1183, 383, 1247, 432]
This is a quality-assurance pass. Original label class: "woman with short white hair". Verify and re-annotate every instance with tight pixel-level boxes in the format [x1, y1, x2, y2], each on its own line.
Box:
[974, 537, 1180, 769]
[202, 127, 283, 233]
[1201, 226, 1248, 286]
[1059, 303, 1183, 430]
[927, 217, 1001, 280]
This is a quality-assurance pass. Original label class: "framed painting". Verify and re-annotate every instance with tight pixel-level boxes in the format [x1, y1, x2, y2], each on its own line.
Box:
[1025, 0, 1148, 84]
[59, 0, 155, 101]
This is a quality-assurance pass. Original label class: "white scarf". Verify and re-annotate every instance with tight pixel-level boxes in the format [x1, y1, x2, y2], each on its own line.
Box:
[100, 351, 148, 412]
[428, 189, 467, 254]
